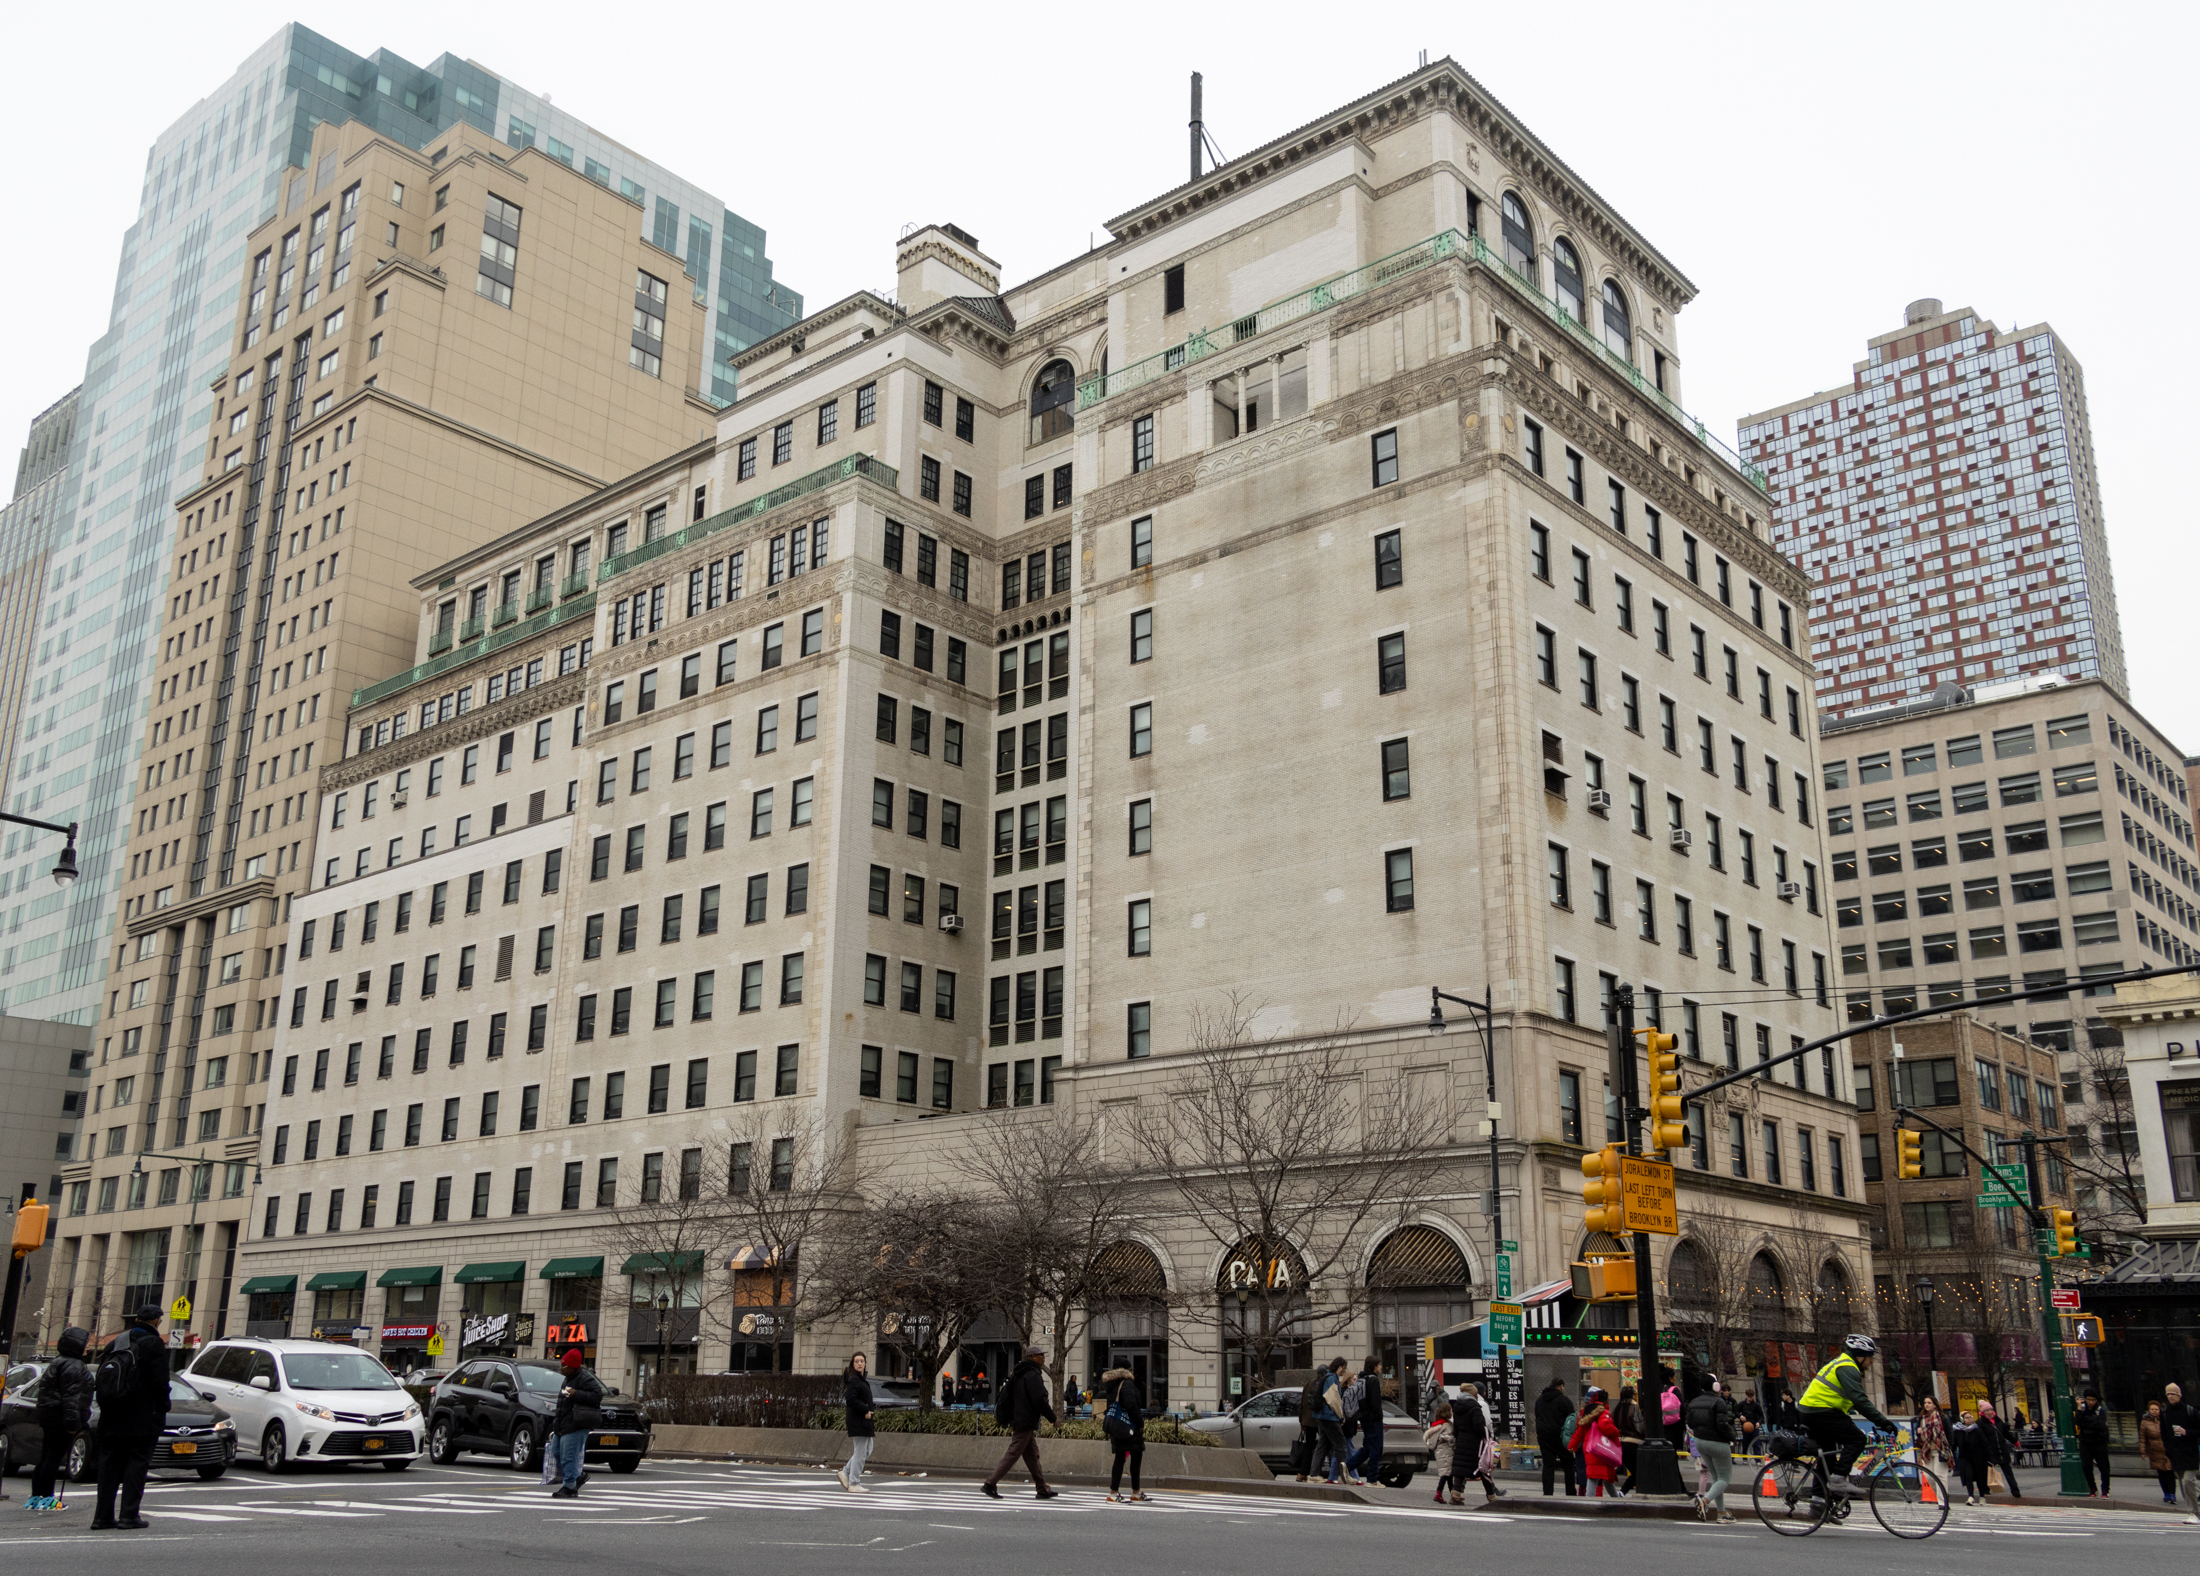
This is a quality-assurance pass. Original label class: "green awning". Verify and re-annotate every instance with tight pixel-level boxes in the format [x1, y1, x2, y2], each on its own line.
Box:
[239, 1274, 296, 1295]
[303, 1271, 366, 1292]
[453, 1260, 525, 1285]
[621, 1251, 705, 1276]
[538, 1256, 604, 1281]
[376, 1265, 443, 1288]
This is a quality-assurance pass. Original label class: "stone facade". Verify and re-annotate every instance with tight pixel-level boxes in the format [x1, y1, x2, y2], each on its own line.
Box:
[163, 61, 1866, 1404]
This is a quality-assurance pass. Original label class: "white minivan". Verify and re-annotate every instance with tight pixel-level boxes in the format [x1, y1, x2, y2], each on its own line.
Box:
[186, 1339, 422, 1472]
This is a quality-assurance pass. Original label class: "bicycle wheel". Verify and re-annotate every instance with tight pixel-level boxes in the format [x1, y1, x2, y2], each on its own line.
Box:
[1751, 1457, 1829, 1536]
[1869, 1459, 1950, 1539]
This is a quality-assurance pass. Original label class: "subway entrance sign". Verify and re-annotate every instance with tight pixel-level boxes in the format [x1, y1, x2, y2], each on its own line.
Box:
[1619, 1155, 1678, 1235]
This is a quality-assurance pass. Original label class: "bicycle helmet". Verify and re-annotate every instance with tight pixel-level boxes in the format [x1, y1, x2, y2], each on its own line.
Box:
[1844, 1333, 1877, 1357]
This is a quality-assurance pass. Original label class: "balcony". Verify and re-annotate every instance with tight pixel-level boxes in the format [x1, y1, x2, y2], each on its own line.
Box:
[560, 572, 589, 599]
[525, 585, 553, 614]
[352, 591, 597, 708]
[458, 615, 486, 642]
[491, 601, 520, 628]
[427, 628, 454, 656]
[597, 452, 899, 584]
[1077, 228, 1767, 495]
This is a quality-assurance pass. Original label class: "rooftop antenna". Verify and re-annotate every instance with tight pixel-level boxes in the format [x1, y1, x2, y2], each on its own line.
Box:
[1418, 49, 1429, 66]
[1189, 73, 1227, 182]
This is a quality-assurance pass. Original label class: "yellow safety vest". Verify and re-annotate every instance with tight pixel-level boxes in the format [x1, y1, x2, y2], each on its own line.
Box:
[1798, 1353, 1858, 1413]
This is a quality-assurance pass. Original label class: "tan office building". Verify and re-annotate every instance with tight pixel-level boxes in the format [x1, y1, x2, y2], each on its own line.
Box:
[49, 113, 724, 1348]
[229, 60, 1869, 1408]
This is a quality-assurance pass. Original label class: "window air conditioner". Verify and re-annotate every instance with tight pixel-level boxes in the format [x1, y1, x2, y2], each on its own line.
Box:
[1586, 788, 1612, 811]
[390, 793, 408, 809]
[1777, 880, 1801, 898]
[939, 914, 964, 933]
[1669, 828, 1693, 850]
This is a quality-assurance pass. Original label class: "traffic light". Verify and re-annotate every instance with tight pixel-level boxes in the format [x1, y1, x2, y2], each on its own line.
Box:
[9, 1200, 47, 1256]
[2052, 1208, 2078, 1257]
[1643, 1030, 1685, 1150]
[1895, 1127, 1924, 1180]
[1581, 1143, 1624, 1234]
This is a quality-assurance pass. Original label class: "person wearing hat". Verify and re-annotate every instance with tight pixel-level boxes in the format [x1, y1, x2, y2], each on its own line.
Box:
[549, 1346, 604, 1498]
[979, 1344, 1059, 1500]
[90, 1305, 170, 1530]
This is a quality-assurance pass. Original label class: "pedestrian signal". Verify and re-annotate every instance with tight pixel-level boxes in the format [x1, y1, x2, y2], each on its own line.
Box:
[1581, 1143, 1625, 1234]
[1895, 1128, 1924, 1180]
[10, 1201, 47, 1255]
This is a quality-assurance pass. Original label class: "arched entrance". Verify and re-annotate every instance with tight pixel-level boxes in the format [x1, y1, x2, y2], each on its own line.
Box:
[1366, 1224, 1473, 1385]
[1217, 1235, 1310, 1401]
[1087, 1241, 1169, 1411]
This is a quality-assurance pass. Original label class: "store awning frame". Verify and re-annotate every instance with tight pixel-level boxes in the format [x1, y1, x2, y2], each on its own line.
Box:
[303, 1271, 366, 1291]
[238, 1274, 296, 1295]
[538, 1256, 605, 1281]
[453, 1260, 526, 1285]
[622, 1250, 705, 1276]
[375, 1265, 443, 1288]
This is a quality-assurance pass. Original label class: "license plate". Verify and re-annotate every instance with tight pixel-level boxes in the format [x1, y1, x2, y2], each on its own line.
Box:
[364, 1438, 385, 1450]
[170, 1442, 197, 1456]
[599, 1436, 618, 1446]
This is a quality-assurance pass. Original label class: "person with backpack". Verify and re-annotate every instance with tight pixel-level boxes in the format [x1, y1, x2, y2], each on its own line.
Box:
[89, 1305, 169, 1530]
[1312, 1359, 1353, 1484]
[549, 1346, 604, 1497]
[1684, 1375, 1738, 1523]
[1534, 1377, 1578, 1496]
[1345, 1357, 1385, 1487]
[1613, 1383, 1647, 1495]
[979, 1345, 1058, 1500]
[2074, 1390, 2112, 1498]
[1293, 1369, 1321, 1481]
[838, 1352, 875, 1493]
[1660, 1371, 1685, 1448]
[26, 1325, 93, 1510]
[1100, 1365, 1147, 1503]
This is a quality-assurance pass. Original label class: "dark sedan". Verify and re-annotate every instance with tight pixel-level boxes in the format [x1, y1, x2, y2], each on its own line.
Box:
[425, 1359, 650, 1473]
[2, 1375, 237, 1482]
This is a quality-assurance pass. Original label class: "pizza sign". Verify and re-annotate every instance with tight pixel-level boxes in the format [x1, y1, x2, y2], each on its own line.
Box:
[544, 1320, 591, 1345]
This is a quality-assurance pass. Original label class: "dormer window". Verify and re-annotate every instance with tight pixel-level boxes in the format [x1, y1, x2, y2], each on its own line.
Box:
[1030, 360, 1075, 445]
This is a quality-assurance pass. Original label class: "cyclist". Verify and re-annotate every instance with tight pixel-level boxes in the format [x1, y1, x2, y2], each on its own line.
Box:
[1797, 1334, 1896, 1493]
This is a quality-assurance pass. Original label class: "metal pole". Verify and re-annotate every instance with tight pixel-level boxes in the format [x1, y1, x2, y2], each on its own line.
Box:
[1481, 988, 1508, 1442]
[1615, 988, 1682, 1494]
[2023, 1132, 2088, 1497]
[1189, 74, 1204, 182]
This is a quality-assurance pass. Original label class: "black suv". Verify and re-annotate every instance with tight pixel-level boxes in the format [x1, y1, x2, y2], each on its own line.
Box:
[425, 1359, 650, 1473]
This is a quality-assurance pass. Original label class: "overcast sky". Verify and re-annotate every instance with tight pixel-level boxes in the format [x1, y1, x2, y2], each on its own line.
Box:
[6, 1, 2192, 744]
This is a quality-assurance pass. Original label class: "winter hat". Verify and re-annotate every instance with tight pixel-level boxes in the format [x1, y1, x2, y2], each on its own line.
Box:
[561, 1347, 585, 1369]
[1024, 1344, 1046, 1362]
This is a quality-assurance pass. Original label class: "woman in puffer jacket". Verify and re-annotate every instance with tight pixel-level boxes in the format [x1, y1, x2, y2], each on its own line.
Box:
[1424, 1400, 1456, 1505]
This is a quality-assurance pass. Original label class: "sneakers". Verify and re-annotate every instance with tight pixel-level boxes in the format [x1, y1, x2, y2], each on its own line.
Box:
[1128, 1493, 1150, 1503]
[1965, 1493, 1977, 1506]
[979, 1483, 1001, 1499]
[1106, 1494, 1123, 1504]
[1695, 1496, 1709, 1522]
[847, 1485, 870, 1494]
[1035, 1488, 1060, 1500]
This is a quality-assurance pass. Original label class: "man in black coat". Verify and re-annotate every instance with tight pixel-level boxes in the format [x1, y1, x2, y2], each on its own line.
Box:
[91, 1305, 170, 1530]
[2162, 1382, 2200, 1519]
[1534, 1377, 1579, 1496]
[979, 1345, 1058, 1499]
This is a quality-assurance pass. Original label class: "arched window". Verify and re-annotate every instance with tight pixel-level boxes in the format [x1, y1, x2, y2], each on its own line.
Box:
[1501, 193, 1536, 284]
[1814, 1260, 1857, 1334]
[1218, 1235, 1310, 1394]
[1667, 1239, 1716, 1312]
[1747, 1251, 1787, 1332]
[1089, 1241, 1171, 1410]
[1601, 279, 1633, 360]
[1553, 238, 1585, 323]
[1029, 359, 1075, 445]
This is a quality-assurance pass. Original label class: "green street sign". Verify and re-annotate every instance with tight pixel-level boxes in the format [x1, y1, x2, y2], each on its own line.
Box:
[1496, 1253, 1513, 1300]
[1499, 1239, 1521, 1254]
[1489, 1303, 1523, 1348]
[1977, 1193, 2026, 1208]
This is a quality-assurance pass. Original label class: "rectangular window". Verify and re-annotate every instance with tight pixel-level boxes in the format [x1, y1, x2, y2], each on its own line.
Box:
[1385, 848, 1415, 912]
[1131, 414, 1155, 472]
[1370, 428, 1399, 486]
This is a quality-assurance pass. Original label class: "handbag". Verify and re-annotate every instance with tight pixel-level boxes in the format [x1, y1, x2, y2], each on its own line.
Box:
[1104, 1399, 1135, 1442]
[1588, 1427, 1623, 1469]
[1477, 1438, 1499, 1477]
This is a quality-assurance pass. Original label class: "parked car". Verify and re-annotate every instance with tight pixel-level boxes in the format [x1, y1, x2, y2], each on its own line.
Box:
[870, 1379, 925, 1410]
[2, 1373, 236, 1482]
[1185, 1386, 1430, 1486]
[425, 1359, 651, 1473]
[185, 1338, 422, 1472]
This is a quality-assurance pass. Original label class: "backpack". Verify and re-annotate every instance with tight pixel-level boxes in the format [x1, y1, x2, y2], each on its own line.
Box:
[1560, 1408, 1581, 1449]
[94, 1337, 137, 1406]
[993, 1380, 1015, 1428]
[1298, 1376, 1322, 1427]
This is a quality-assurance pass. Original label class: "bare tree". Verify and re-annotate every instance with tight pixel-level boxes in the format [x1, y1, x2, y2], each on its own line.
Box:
[808, 1186, 1006, 1413]
[1132, 993, 1452, 1387]
[716, 1106, 867, 1372]
[1663, 1199, 1774, 1381]
[2071, 1038, 2148, 1245]
[597, 1162, 731, 1387]
[1943, 1216, 2034, 1417]
[952, 1106, 1143, 1415]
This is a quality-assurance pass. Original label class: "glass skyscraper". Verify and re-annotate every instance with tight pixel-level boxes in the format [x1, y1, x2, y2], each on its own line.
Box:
[0, 24, 800, 1022]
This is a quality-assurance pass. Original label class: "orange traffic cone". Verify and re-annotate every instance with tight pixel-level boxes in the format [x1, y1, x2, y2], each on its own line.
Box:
[1920, 1472, 1938, 1504]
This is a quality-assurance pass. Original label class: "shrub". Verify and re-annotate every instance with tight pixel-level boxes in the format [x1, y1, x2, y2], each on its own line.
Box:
[645, 1372, 844, 1427]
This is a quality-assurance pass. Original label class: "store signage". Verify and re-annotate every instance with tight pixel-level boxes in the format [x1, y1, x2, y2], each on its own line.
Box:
[381, 1324, 434, 1340]
[738, 1312, 781, 1337]
[545, 1320, 592, 1345]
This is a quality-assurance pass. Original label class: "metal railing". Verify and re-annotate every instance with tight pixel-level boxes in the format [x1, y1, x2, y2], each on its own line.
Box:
[352, 591, 597, 709]
[427, 628, 454, 656]
[458, 615, 485, 642]
[491, 600, 519, 628]
[1077, 228, 1766, 494]
[597, 452, 899, 584]
[560, 572, 589, 599]
[525, 585, 552, 614]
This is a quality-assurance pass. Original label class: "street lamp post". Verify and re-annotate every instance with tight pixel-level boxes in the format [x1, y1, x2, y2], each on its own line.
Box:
[1427, 986, 1505, 1439]
[655, 1292, 671, 1397]
[1234, 1284, 1251, 1407]
[0, 814, 79, 889]
[1915, 1277, 1937, 1406]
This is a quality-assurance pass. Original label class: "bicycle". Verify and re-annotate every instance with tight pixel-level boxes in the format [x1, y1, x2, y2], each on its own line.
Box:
[1749, 1429, 1949, 1538]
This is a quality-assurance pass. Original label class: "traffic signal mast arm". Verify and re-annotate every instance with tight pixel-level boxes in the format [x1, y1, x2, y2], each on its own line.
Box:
[1892, 1103, 2053, 1231]
[1678, 963, 2200, 1111]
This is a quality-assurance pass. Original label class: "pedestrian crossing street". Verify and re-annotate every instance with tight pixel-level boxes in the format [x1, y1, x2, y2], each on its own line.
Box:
[141, 1469, 1472, 1526]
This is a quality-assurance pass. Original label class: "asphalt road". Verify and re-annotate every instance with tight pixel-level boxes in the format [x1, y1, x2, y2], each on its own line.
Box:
[0, 1457, 2186, 1574]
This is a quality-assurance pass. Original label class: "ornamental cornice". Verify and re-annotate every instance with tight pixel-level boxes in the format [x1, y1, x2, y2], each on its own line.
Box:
[325, 668, 592, 791]
[894, 239, 1000, 295]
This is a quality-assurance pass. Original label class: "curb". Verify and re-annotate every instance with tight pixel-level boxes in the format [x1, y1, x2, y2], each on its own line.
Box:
[651, 1452, 1367, 1503]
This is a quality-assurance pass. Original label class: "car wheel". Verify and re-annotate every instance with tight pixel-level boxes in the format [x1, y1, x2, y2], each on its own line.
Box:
[197, 1464, 228, 1481]
[508, 1422, 537, 1472]
[1378, 1464, 1414, 1488]
[608, 1454, 641, 1474]
[65, 1436, 89, 1481]
[427, 1417, 460, 1466]
[381, 1458, 412, 1473]
[261, 1422, 289, 1475]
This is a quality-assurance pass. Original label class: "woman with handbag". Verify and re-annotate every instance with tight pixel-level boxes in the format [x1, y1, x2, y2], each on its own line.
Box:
[1101, 1366, 1148, 1503]
[1614, 1383, 1647, 1495]
[1580, 1389, 1622, 1498]
[839, 1352, 876, 1492]
[549, 1347, 604, 1498]
[1453, 1383, 1507, 1504]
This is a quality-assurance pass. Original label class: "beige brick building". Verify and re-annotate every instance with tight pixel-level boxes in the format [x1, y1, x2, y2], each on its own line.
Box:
[212, 60, 1867, 1414]
[49, 113, 724, 1350]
